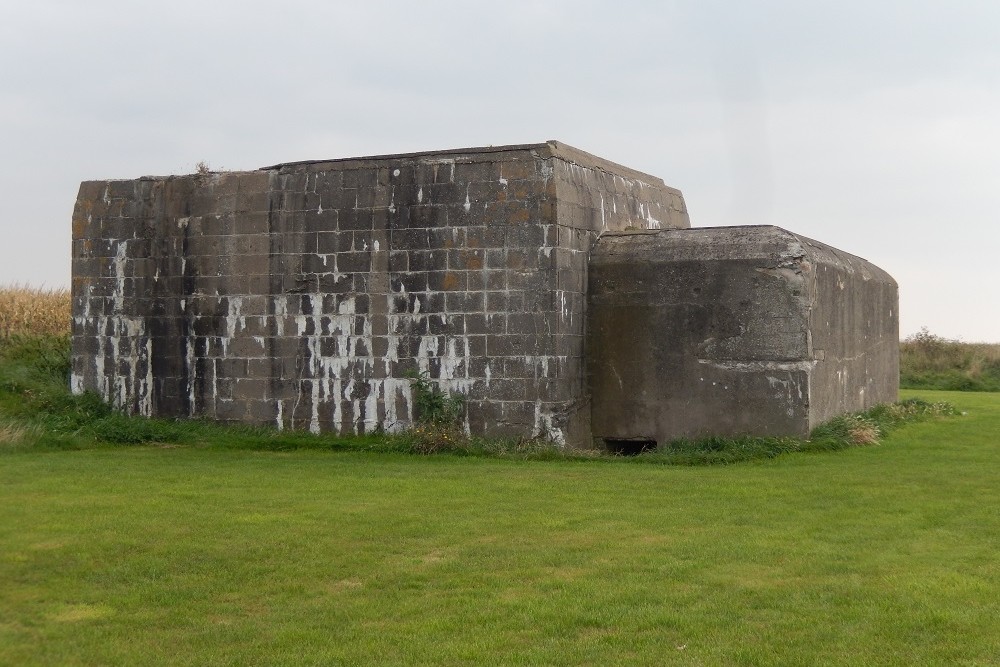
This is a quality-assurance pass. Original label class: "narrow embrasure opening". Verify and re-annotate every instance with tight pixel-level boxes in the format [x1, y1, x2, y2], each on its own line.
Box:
[604, 438, 657, 456]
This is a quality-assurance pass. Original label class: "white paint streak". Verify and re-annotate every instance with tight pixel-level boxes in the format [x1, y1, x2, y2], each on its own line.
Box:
[540, 161, 553, 180]
[644, 205, 662, 229]
[533, 399, 565, 446]
[186, 324, 196, 417]
[222, 296, 245, 356]
[89, 240, 152, 416]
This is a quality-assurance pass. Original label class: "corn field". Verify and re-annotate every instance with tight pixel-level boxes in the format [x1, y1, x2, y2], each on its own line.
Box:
[0, 284, 71, 338]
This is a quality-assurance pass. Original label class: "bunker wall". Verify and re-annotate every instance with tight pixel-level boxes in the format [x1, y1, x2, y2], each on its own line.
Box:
[796, 236, 899, 427]
[587, 226, 898, 444]
[71, 142, 686, 446]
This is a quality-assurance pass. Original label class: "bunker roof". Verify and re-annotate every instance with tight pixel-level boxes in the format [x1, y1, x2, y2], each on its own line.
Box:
[261, 140, 666, 187]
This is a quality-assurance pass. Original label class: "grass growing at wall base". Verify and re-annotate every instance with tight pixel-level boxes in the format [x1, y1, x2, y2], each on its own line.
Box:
[1, 333, 959, 464]
[627, 398, 959, 465]
[0, 333, 399, 452]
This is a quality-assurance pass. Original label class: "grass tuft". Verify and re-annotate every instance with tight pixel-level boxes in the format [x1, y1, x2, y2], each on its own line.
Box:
[808, 398, 958, 450]
[0, 418, 41, 449]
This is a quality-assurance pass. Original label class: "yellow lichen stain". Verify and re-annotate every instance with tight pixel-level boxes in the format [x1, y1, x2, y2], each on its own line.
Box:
[72, 216, 87, 239]
[501, 160, 535, 180]
[465, 254, 483, 271]
[510, 208, 531, 224]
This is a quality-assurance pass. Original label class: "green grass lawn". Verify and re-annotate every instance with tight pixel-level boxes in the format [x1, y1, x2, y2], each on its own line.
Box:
[1, 389, 998, 666]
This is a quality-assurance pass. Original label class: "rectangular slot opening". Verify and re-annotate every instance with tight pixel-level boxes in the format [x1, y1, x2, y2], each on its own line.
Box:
[604, 438, 657, 456]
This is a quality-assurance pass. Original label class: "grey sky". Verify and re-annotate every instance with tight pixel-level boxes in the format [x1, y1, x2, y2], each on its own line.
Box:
[2, 0, 997, 340]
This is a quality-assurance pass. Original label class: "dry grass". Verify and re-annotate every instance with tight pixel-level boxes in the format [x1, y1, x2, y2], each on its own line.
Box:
[0, 284, 70, 339]
[0, 419, 39, 448]
[901, 328, 1000, 391]
[843, 415, 881, 445]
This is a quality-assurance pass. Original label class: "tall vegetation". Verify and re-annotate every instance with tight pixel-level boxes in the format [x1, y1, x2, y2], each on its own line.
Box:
[0, 284, 70, 339]
[900, 327, 1000, 392]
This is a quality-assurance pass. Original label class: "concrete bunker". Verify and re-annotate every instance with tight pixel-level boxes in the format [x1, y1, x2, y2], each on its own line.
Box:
[70, 141, 898, 449]
[587, 226, 899, 444]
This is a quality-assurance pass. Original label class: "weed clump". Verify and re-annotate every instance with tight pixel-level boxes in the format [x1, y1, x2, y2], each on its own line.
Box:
[807, 398, 958, 450]
[404, 370, 464, 426]
[402, 370, 469, 454]
[404, 422, 469, 455]
[810, 414, 881, 447]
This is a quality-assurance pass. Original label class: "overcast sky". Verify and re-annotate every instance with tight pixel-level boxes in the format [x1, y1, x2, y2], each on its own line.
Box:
[2, 0, 997, 341]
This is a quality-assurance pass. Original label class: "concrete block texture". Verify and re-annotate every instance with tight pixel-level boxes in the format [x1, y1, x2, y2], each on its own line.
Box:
[71, 141, 686, 447]
[587, 226, 898, 444]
